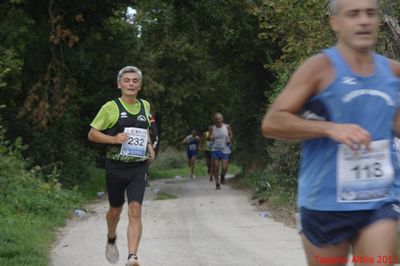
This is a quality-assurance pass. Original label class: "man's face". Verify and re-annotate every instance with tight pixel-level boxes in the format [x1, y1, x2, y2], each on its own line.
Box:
[118, 72, 141, 97]
[215, 115, 223, 126]
[330, 0, 379, 51]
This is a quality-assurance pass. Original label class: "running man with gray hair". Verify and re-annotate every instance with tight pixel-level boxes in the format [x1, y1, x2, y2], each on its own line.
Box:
[88, 66, 154, 266]
[262, 0, 400, 265]
[211, 112, 233, 190]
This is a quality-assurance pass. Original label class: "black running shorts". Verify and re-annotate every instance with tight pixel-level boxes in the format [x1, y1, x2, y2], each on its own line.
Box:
[105, 159, 148, 207]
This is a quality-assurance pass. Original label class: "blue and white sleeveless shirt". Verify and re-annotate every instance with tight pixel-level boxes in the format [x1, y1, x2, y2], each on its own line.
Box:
[298, 47, 400, 211]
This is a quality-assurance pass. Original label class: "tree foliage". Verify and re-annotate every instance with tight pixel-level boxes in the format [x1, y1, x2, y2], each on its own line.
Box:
[133, 0, 273, 169]
[1, 0, 400, 186]
[1, 0, 140, 183]
[251, 0, 400, 195]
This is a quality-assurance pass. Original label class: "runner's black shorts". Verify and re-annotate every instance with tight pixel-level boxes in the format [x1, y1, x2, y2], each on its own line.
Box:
[105, 159, 148, 207]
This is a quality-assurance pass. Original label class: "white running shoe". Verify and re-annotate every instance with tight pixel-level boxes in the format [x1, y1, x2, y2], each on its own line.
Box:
[125, 255, 140, 266]
[105, 237, 119, 264]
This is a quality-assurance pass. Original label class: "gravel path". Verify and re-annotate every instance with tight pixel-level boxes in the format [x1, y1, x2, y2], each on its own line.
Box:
[50, 175, 307, 266]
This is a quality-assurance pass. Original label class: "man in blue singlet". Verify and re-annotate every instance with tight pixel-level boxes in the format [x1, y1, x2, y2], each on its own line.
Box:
[182, 129, 200, 179]
[88, 66, 154, 266]
[149, 111, 159, 154]
[145, 111, 159, 187]
[262, 1, 400, 265]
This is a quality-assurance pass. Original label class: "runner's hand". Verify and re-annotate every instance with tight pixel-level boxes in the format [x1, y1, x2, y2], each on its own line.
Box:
[148, 144, 155, 162]
[113, 133, 129, 144]
[326, 123, 371, 151]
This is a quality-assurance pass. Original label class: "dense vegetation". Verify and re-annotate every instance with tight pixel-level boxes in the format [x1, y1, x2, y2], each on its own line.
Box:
[2, 0, 400, 264]
[0, 124, 85, 265]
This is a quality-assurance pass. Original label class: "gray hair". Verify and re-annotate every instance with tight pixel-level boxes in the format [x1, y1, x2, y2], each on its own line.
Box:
[214, 112, 223, 119]
[327, 0, 379, 16]
[117, 66, 142, 83]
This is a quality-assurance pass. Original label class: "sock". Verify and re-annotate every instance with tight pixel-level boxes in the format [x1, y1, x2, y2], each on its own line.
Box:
[107, 236, 116, 244]
[128, 253, 138, 260]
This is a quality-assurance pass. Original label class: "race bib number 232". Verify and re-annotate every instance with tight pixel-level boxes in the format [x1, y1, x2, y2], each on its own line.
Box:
[120, 127, 148, 158]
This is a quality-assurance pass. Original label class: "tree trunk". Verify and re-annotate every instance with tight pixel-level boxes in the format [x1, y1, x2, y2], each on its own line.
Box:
[383, 14, 400, 51]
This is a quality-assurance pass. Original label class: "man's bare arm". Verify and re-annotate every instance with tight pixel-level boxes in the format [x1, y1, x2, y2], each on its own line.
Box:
[390, 60, 400, 138]
[261, 54, 371, 150]
[88, 128, 128, 144]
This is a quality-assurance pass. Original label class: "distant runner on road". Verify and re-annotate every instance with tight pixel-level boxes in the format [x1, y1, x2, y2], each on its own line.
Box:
[200, 126, 214, 181]
[145, 111, 159, 187]
[182, 129, 200, 179]
[211, 112, 233, 190]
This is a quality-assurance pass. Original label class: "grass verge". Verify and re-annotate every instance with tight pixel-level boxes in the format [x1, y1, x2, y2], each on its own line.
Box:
[153, 191, 178, 200]
[230, 170, 297, 227]
[0, 165, 105, 266]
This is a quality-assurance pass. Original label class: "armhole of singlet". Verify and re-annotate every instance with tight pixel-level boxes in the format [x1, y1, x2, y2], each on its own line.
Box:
[376, 54, 398, 78]
[108, 99, 122, 129]
[316, 48, 340, 95]
[138, 99, 151, 128]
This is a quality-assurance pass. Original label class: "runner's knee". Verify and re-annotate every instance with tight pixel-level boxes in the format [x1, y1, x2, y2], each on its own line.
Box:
[108, 206, 123, 218]
[128, 201, 142, 220]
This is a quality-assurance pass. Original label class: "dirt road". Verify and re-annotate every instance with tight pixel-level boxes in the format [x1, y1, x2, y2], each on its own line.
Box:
[50, 175, 307, 266]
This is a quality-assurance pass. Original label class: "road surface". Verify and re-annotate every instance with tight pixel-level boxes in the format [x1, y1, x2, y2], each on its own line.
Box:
[50, 175, 307, 266]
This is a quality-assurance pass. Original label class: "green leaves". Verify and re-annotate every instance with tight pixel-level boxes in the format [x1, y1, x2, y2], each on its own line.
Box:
[2, 0, 398, 191]
[255, 0, 334, 76]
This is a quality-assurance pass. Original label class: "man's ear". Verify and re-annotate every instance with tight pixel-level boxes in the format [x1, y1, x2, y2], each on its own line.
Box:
[329, 15, 339, 33]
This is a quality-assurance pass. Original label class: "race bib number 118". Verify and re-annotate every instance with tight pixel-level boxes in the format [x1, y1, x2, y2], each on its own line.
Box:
[337, 139, 394, 202]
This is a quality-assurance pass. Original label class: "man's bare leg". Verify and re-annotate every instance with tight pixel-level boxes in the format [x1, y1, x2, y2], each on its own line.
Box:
[301, 234, 350, 266]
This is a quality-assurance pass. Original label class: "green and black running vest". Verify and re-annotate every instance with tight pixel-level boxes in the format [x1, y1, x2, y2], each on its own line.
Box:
[204, 131, 212, 151]
[105, 98, 150, 163]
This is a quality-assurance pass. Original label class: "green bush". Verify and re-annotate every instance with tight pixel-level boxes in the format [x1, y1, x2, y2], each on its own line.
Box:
[232, 140, 299, 209]
[0, 134, 82, 216]
[264, 140, 300, 191]
[150, 147, 187, 170]
[0, 124, 84, 266]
